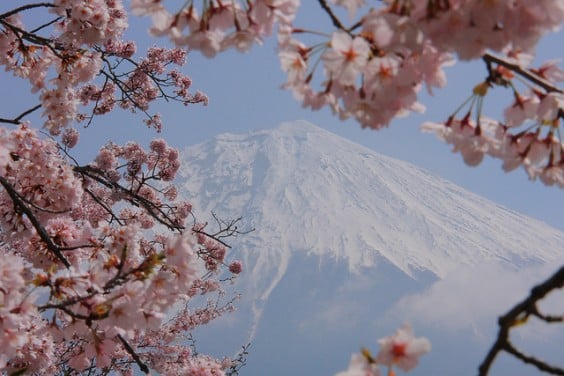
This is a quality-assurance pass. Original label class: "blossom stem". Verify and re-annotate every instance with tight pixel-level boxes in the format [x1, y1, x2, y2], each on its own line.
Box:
[0, 104, 41, 125]
[482, 53, 564, 94]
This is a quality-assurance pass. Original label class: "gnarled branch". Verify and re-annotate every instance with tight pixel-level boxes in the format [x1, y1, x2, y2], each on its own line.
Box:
[478, 265, 564, 375]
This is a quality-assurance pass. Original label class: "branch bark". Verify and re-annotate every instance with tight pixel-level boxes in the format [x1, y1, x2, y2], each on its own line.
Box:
[0, 2, 56, 21]
[318, 0, 347, 32]
[117, 334, 150, 374]
[0, 176, 71, 267]
[478, 265, 564, 375]
[0, 104, 42, 125]
[483, 53, 564, 94]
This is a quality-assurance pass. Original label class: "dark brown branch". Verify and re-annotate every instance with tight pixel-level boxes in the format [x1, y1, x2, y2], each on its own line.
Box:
[74, 165, 183, 231]
[84, 187, 125, 226]
[530, 305, 564, 323]
[478, 265, 564, 375]
[13, 191, 71, 214]
[194, 213, 254, 249]
[117, 334, 149, 374]
[0, 2, 56, 21]
[483, 53, 564, 94]
[39, 291, 98, 312]
[0, 19, 61, 52]
[0, 104, 42, 125]
[505, 340, 564, 375]
[98, 69, 158, 123]
[318, 0, 347, 32]
[30, 15, 63, 34]
[536, 313, 564, 323]
[0, 176, 70, 267]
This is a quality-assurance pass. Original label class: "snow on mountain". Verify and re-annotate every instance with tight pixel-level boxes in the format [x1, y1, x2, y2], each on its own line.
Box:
[179, 120, 562, 275]
[177, 120, 564, 375]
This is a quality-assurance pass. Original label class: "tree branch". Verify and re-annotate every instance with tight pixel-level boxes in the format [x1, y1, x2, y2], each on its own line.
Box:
[0, 2, 56, 21]
[0, 19, 61, 52]
[317, 0, 347, 32]
[117, 334, 149, 374]
[74, 165, 184, 231]
[0, 176, 71, 267]
[0, 104, 42, 125]
[483, 53, 564, 94]
[505, 340, 564, 375]
[478, 265, 564, 375]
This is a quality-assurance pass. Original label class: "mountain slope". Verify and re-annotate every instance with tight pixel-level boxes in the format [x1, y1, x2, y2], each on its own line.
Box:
[177, 120, 564, 375]
[179, 120, 563, 277]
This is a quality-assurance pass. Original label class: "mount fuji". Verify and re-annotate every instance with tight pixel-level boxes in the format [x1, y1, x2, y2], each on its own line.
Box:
[177, 120, 564, 375]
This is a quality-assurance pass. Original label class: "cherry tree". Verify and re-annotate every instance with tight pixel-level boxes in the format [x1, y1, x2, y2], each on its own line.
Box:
[0, 1, 247, 374]
[0, 0, 563, 375]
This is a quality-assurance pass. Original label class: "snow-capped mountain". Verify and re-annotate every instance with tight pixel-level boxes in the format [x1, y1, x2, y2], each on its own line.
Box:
[177, 120, 564, 375]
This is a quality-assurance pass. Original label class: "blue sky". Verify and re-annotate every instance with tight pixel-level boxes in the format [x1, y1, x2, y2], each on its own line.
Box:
[1, 0, 562, 231]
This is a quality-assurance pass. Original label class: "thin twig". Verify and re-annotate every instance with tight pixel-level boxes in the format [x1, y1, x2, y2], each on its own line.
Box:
[0, 104, 42, 125]
[483, 53, 564, 94]
[74, 165, 183, 231]
[478, 265, 564, 375]
[0, 2, 56, 21]
[318, 0, 347, 32]
[505, 340, 564, 375]
[0, 19, 62, 54]
[0, 176, 71, 267]
[117, 334, 149, 374]
[30, 16, 63, 34]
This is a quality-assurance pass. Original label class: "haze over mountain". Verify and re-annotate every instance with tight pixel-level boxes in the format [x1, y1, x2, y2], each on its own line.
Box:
[178, 120, 564, 375]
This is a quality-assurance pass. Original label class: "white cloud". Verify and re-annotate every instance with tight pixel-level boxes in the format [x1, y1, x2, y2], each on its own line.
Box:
[388, 262, 564, 340]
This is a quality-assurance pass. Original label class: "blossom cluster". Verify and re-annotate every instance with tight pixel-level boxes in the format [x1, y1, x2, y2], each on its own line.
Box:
[132, 0, 299, 57]
[0, 2, 207, 140]
[335, 324, 431, 376]
[0, 124, 243, 374]
[423, 60, 564, 187]
[132, 0, 563, 127]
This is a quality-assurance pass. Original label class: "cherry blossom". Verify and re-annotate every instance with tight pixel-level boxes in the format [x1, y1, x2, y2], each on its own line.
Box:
[335, 352, 381, 376]
[375, 323, 431, 372]
[323, 31, 370, 86]
[330, 0, 366, 19]
[0, 4, 244, 368]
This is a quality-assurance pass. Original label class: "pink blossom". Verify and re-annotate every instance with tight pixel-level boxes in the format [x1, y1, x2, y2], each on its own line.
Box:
[62, 127, 80, 148]
[222, 30, 262, 53]
[130, 0, 165, 16]
[84, 338, 118, 369]
[335, 353, 380, 376]
[330, 0, 366, 20]
[323, 31, 370, 86]
[537, 92, 564, 123]
[533, 59, 564, 82]
[184, 31, 224, 58]
[504, 94, 540, 127]
[375, 323, 431, 372]
[182, 354, 226, 376]
[164, 233, 198, 290]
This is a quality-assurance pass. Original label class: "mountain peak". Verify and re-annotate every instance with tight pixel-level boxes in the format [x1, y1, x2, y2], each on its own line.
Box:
[276, 119, 326, 133]
[179, 120, 564, 279]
